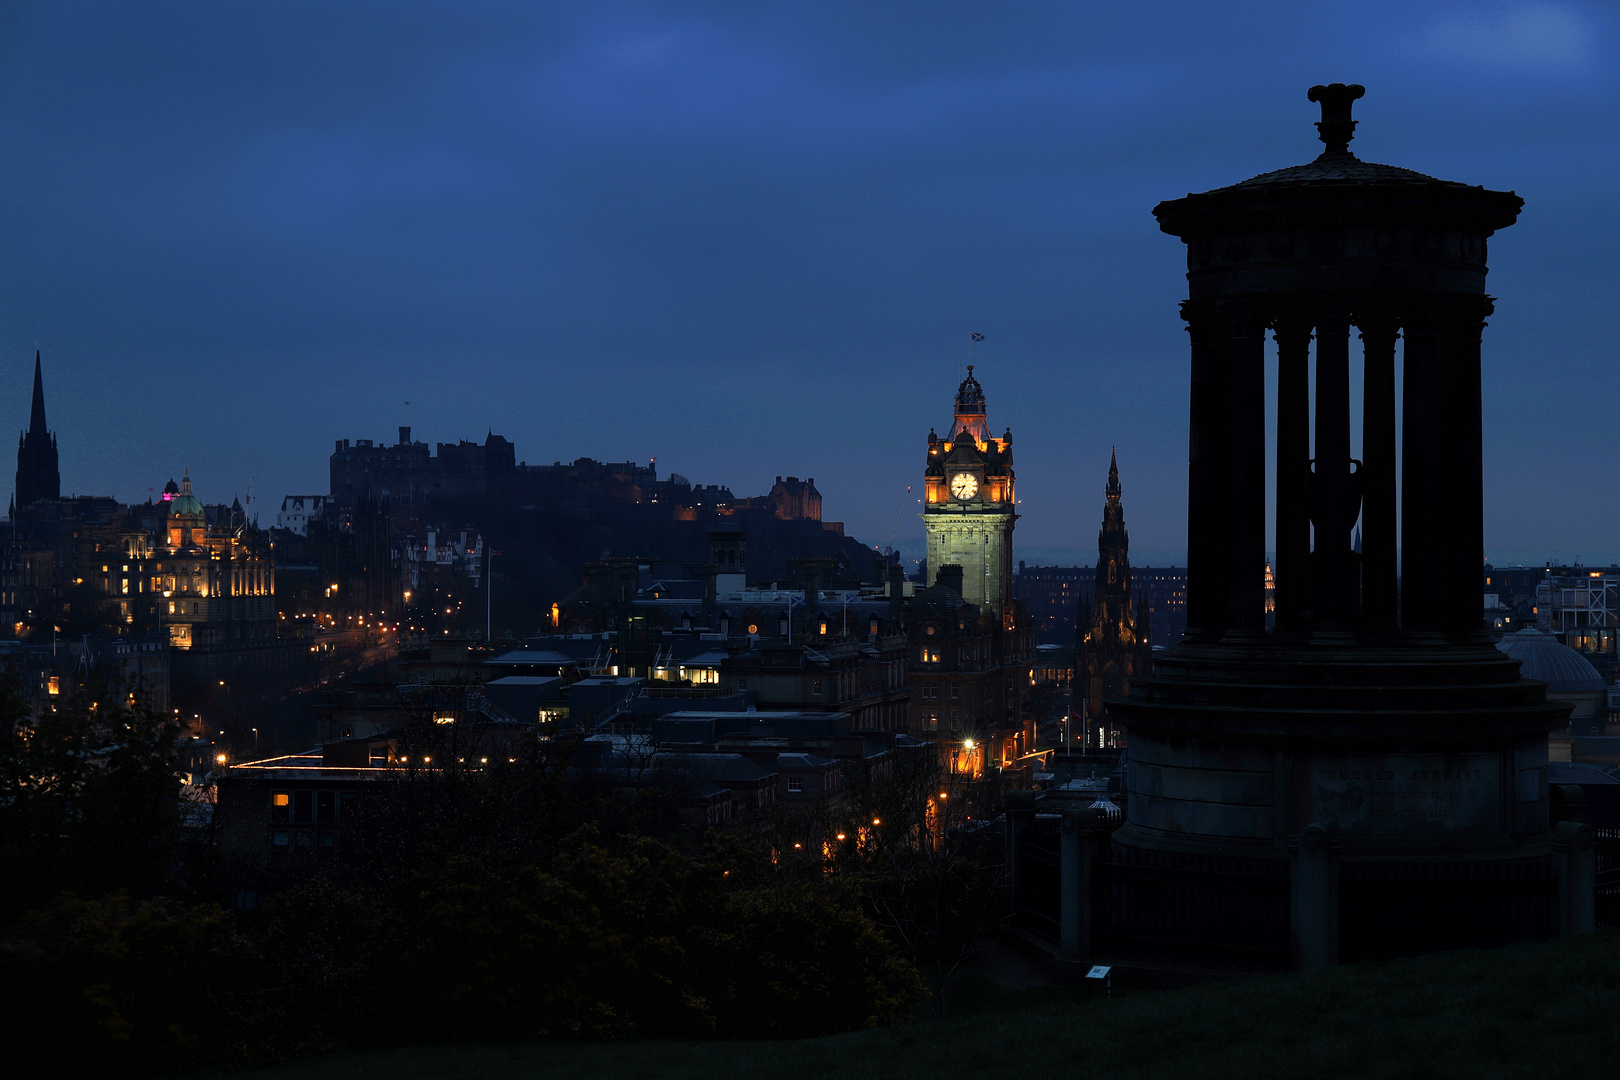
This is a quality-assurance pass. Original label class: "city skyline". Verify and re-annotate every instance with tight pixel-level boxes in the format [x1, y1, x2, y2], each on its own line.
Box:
[1, 3, 1616, 559]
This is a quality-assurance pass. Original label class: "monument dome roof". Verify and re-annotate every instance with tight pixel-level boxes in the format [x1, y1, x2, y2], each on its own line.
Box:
[1226, 149, 1441, 190]
[1154, 83, 1522, 238]
[1496, 629, 1604, 693]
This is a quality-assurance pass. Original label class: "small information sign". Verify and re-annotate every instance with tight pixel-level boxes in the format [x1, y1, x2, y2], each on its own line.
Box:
[1085, 965, 1111, 980]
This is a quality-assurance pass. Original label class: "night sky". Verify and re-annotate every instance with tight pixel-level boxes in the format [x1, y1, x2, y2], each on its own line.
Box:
[2, 2, 1615, 565]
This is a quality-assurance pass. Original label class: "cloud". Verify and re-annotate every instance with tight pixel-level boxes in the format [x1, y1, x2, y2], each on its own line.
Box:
[1410, 3, 1601, 75]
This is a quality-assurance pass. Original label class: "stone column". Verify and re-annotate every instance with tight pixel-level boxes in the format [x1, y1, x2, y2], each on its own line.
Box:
[1312, 301, 1357, 632]
[1004, 789, 1037, 907]
[1182, 300, 1230, 642]
[1400, 296, 1443, 636]
[1273, 312, 1313, 638]
[1359, 308, 1400, 630]
[1059, 807, 1101, 961]
[1551, 819, 1596, 936]
[1224, 299, 1268, 640]
[1289, 823, 1338, 968]
[1440, 296, 1493, 645]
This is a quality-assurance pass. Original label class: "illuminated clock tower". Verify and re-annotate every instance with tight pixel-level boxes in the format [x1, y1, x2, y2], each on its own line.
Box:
[922, 366, 1016, 613]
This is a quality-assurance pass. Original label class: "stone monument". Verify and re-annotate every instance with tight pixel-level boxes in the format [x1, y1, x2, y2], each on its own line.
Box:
[1110, 84, 1574, 967]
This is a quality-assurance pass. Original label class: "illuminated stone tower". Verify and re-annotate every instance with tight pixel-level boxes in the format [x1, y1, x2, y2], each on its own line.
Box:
[922, 367, 1016, 613]
[15, 352, 59, 510]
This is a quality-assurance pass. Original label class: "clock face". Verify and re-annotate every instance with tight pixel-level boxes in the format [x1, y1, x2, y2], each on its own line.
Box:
[950, 472, 978, 500]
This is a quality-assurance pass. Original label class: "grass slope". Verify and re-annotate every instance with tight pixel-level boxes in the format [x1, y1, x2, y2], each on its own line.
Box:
[183, 930, 1620, 1080]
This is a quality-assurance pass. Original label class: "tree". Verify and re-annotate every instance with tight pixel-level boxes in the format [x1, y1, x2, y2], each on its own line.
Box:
[0, 669, 187, 917]
[838, 745, 1008, 1018]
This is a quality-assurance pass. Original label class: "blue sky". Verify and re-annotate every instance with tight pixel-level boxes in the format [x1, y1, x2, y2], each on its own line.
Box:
[1, 2, 1615, 562]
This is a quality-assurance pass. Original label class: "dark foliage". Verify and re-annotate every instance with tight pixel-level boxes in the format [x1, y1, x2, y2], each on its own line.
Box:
[0, 895, 284, 1078]
[0, 671, 189, 918]
[0, 674, 922, 1078]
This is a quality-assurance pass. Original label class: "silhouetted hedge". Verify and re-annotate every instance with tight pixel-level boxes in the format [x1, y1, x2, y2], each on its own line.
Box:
[0, 832, 921, 1078]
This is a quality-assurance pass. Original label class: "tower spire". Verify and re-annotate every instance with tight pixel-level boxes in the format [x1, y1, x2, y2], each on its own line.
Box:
[15, 351, 60, 510]
[28, 351, 47, 439]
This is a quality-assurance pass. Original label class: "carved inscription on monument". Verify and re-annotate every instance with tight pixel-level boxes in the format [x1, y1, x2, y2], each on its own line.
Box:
[1310, 754, 1499, 832]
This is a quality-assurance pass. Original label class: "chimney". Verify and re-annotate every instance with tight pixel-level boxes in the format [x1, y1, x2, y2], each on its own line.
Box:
[935, 564, 965, 597]
[802, 562, 821, 611]
[399, 426, 411, 445]
[888, 561, 906, 614]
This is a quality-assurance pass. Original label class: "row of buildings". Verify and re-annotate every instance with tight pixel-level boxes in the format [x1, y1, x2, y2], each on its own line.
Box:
[220, 368, 1086, 856]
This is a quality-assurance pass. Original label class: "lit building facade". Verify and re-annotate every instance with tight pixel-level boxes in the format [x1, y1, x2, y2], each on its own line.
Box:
[911, 370, 1035, 778]
[922, 367, 1016, 612]
[151, 473, 276, 654]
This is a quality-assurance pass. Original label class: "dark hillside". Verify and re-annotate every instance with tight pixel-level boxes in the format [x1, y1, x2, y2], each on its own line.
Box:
[181, 929, 1620, 1080]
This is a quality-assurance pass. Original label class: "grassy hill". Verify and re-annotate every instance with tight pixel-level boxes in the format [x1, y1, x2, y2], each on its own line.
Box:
[182, 930, 1620, 1080]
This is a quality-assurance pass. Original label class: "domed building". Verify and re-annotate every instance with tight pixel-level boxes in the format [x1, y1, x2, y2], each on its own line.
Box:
[164, 472, 207, 550]
[1498, 629, 1606, 754]
[148, 470, 275, 656]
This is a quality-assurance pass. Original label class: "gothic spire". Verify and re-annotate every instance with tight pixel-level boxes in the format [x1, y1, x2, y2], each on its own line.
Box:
[1106, 446, 1121, 502]
[15, 351, 60, 510]
[27, 351, 47, 439]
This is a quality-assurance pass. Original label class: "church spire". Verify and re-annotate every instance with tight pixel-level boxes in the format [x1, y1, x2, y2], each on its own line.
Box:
[27, 351, 48, 441]
[15, 351, 60, 511]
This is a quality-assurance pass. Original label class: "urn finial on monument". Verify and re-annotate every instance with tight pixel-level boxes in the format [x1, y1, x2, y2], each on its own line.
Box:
[1307, 82, 1365, 154]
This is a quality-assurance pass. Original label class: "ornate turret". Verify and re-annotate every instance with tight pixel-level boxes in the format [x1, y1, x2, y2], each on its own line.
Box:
[15, 352, 60, 511]
[948, 365, 989, 446]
